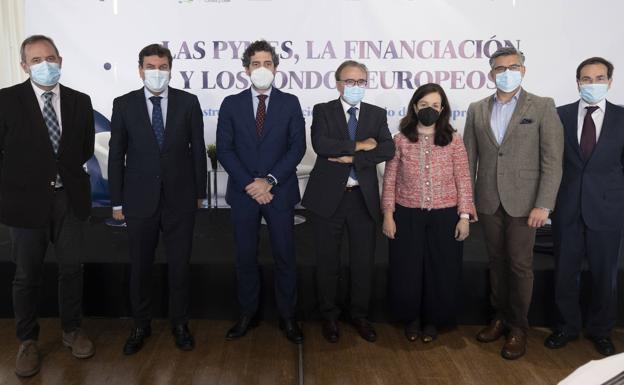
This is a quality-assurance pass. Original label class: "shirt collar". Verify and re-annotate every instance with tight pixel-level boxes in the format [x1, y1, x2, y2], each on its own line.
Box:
[31, 81, 60, 100]
[579, 97, 606, 113]
[144, 86, 169, 101]
[251, 86, 272, 99]
[493, 88, 521, 104]
[340, 97, 361, 114]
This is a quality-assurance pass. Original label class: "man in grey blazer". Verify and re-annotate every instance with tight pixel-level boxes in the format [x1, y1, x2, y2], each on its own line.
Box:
[463, 47, 564, 360]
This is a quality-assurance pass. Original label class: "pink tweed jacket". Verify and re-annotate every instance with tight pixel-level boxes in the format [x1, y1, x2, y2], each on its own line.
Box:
[382, 132, 475, 217]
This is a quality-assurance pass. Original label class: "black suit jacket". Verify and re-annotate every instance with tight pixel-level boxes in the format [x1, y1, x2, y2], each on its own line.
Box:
[0, 79, 94, 228]
[108, 87, 207, 218]
[553, 100, 624, 231]
[302, 99, 395, 222]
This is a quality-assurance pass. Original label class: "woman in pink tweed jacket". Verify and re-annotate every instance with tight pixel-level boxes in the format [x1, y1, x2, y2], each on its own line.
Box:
[381, 83, 476, 343]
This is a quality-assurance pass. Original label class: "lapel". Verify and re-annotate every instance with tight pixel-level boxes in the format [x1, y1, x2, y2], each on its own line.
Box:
[259, 87, 285, 143]
[18, 80, 55, 156]
[481, 96, 499, 148]
[162, 87, 176, 151]
[58, 84, 75, 157]
[331, 98, 350, 140]
[500, 89, 530, 147]
[588, 100, 618, 165]
[241, 88, 258, 141]
[134, 88, 160, 150]
[563, 101, 583, 162]
[357, 102, 374, 140]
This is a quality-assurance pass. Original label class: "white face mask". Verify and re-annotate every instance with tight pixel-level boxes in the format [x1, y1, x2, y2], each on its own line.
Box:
[143, 69, 170, 93]
[250, 67, 275, 90]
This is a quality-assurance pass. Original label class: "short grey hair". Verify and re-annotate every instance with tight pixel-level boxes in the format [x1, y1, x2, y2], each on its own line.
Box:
[335, 60, 368, 81]
[20, 35, 60, 63]
[489, 47, 525, 68]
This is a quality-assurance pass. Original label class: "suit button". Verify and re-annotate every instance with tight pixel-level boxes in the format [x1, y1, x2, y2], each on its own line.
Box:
[498, 153, 503, 157]
[156, 176, 160, 179]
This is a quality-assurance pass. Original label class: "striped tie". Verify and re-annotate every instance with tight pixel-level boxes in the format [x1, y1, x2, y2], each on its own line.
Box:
[42, 91, 61, 154]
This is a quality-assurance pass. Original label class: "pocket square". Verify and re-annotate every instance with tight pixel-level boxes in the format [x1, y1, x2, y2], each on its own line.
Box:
[520, 118, 533, 124]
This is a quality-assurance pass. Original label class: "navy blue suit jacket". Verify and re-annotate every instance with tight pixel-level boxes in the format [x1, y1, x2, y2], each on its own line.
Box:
[216, 87, 306, 211]
[108, 87, 207, 218]
[553, 100, 624, 231]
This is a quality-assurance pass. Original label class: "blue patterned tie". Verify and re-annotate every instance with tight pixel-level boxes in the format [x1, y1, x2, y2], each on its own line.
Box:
[347, 107, 358, 181]
[150, 96, 165, 149]
[42, 91, 61, 154]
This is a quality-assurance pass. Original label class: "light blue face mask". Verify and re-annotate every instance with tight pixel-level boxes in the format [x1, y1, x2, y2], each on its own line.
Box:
[579, 83, 609, 104]
[30, 61, 61, 87]
[342, 85, 365, 105]
[495, 69, 522, 93]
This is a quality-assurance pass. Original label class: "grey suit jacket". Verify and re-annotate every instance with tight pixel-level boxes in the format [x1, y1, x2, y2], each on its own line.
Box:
[463, 89, 564, 217]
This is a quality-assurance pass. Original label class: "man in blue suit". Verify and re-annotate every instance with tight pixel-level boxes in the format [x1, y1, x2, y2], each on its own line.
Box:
[217, 40, 306, 344]
[109, 44, 207, 355]
[545, 57, 624, 356]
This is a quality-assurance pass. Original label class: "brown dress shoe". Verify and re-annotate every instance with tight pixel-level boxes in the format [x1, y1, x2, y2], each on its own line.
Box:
[501, 329, 527, 360]
[63, 329, 95, 359]
[476, 319, 506, 343]
[15, 340, 41, 377]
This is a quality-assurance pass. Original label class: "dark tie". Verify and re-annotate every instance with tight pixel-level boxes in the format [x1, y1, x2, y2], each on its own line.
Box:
[580, 106, 599, 160]
[42, 91, 61, 154]
[150, 96, 165, 149]
[256, 94, 268, 136]
[347, 107, 358, 181]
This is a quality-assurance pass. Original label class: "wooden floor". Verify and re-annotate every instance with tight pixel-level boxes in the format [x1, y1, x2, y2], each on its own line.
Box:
[0, 319, 618, 385]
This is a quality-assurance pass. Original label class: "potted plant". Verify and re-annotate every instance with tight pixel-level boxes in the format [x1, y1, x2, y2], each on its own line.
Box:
[206, 143, 218, 170]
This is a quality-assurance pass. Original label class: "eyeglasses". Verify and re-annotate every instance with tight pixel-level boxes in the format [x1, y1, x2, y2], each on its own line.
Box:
[339, 79, 367, 87]
[492, 64, 523, 74]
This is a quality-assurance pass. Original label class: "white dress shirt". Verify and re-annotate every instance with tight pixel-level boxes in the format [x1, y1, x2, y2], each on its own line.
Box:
[340, 97, 361, 187]
[144, 86, 169, 127]
[577, 98, 606, 143]
[32, 81, 63, 187]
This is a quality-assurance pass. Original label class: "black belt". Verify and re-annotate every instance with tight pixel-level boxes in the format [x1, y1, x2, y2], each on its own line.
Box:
[54, 186, 64, 192]
[345, 185, 360, 192]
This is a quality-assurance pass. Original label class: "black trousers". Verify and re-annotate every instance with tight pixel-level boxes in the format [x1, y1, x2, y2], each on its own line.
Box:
[553, 215, 621, 337]
[10, 189, 84, 341]
[387, 205, 463, 327]
[230, 202, 297, 319]
[313, 188, 376, 320]
[125, 201, 195, 328]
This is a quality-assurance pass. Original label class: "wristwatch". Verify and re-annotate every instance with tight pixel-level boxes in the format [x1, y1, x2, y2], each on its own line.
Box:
[265, 175, 277, 186]
[459, 213, 470, 220]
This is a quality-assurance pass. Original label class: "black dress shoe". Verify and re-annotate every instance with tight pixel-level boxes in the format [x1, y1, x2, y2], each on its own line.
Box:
[351, 318, 377, 342]
[226, 315, 258, 341]
[123, 326, 152, 355]
[322, 320, 340, 343]
[589, 336, 616, 356]
[544, 331, 578, 349]
[404, 321, 420, 342]
[172, 324, 195, 351]
[280, 318, 304, 344]
[422, 324, 438, 343]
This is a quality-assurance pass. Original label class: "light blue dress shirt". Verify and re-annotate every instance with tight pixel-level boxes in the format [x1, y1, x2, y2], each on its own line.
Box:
[490, 89, 520, 144]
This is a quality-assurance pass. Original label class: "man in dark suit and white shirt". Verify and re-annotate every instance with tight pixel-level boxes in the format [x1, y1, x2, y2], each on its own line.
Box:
[0, 35, 95, 377]
[108, 44, 207, 355]
[302, 60, 395, 343]
[545, 57, 624, 356]
[217, 40, 306, 344]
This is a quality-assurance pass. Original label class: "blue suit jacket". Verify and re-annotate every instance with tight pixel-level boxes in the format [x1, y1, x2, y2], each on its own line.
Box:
[216, 87, 306, 210]
[108, 87, 207, 218]
[553, 100, 624, 231]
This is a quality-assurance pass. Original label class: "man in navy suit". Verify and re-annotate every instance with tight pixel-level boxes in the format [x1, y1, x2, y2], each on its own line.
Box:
[108, 44, 207, 355]
[545, 57, 624, 356]
[217, 40, 306, 344]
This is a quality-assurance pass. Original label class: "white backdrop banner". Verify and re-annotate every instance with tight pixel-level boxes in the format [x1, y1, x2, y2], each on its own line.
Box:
[24, 0, 624, 205]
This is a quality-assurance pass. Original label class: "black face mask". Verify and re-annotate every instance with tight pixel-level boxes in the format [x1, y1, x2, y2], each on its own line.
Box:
[416, 107, 440, 126]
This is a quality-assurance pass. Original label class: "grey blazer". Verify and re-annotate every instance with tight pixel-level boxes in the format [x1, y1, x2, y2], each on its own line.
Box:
[463, 89, 564, 217]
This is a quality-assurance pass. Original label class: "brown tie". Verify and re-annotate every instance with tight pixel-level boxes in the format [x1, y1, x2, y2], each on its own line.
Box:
[580, 106, 599, 160]
[255, 94, 268, 136]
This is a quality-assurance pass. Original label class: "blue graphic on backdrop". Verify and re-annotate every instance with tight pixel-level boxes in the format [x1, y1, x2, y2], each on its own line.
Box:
[86, 110, 111, 207]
